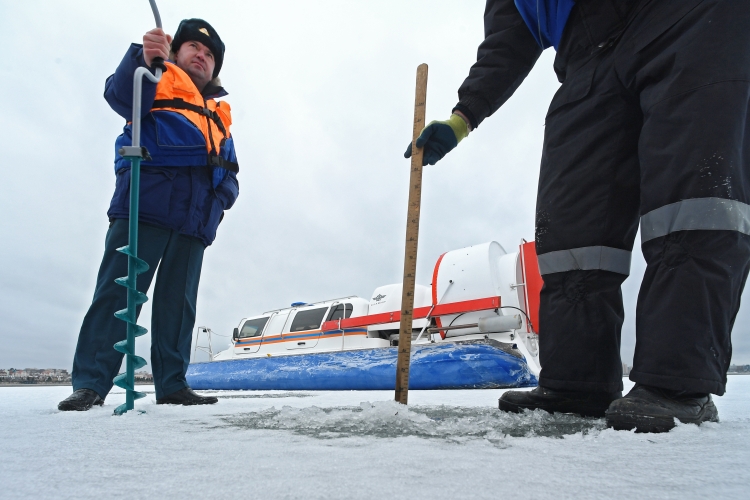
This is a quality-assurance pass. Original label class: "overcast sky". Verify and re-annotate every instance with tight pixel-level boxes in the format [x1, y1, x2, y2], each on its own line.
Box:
[1, 0, 748, 371]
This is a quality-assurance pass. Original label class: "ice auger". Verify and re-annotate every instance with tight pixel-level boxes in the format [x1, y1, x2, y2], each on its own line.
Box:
[112, 0, 166, 416]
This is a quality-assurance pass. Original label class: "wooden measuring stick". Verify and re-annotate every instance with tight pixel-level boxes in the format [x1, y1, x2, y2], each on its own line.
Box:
[395, 63, 428, 404]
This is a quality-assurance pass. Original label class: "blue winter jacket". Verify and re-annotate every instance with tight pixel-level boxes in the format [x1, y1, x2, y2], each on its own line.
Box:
[105, 44, 239, 247]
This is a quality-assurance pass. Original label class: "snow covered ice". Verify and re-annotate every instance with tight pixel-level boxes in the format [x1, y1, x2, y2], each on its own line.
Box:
[1, 378, 749, 500]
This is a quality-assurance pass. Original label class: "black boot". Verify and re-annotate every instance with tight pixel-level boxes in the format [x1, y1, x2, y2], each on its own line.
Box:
[58, 389, 104, 411]
[499, 386, 622, 418]
[605, 384, 719, 433]
[156, 387, 218, 406]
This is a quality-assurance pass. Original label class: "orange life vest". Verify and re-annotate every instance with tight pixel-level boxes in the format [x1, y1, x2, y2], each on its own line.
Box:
[150, 61, 237, 172]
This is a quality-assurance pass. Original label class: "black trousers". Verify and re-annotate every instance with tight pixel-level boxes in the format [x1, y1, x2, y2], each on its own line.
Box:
[72, 219, 205, 399]
[536, 0, 750, 395]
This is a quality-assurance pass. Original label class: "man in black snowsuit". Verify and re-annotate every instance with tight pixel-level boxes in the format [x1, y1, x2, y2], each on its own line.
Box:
[406, 0, 750, 432]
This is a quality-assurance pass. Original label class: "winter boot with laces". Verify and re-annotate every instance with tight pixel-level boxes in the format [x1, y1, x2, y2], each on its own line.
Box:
[605, 383, 719, 433]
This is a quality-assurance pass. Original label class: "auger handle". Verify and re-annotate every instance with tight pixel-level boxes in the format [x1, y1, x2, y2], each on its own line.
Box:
[149, 0, 168, 70]
[148, 0, 167, 72]
[132, 0, 166, 147]
[149, 0, 162, 28]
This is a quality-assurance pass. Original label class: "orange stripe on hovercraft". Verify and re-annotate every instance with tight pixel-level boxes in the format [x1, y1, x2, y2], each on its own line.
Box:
[320, 296, 501, 332]
[235, 328, 367, 346]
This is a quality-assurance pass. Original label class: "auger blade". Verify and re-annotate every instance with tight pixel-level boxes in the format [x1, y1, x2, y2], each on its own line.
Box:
[113, 334, 148, 355]
[131, 289, 149, 305]
[114, 277, 130, 288]
[113, 340, 131, 356]
[132, 355, 147, 371]
[132, 256, 150, 275]
[114, 308, 133, 323]
[116, 247, 150, 274]
[133, 324, 148, 337]
[113, 372, 133, 391]
[113, 389, 148, 415]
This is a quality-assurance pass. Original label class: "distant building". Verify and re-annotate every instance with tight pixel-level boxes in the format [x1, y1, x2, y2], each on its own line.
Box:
[0, 368, 71, 384]
[134, 371, 154, 383]
[622, 363, 632, 376]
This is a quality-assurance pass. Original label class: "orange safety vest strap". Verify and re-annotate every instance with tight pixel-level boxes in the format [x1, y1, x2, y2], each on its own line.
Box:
[151, 97, 238, 172]
[151, 98, 229, 138]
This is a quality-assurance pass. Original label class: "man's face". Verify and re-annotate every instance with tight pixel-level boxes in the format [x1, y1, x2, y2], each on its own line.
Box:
[174, 40, 216, 91]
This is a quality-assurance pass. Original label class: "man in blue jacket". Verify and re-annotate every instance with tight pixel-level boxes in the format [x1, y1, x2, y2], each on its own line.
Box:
[58, 19, 239, 411]
[407, 0, 750, 432]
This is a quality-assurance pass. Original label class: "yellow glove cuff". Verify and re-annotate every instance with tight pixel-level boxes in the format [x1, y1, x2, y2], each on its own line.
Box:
[446, 113, 470, 143]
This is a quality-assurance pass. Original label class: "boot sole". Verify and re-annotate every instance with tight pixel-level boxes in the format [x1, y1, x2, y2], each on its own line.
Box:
[606, 413, 676, 433]
[498, 399, 524, 414]
[606, 403, 719, 433]
[57, 399, 104, 412]
[499, 399, 609, 418]
[156, 398, 218, 406]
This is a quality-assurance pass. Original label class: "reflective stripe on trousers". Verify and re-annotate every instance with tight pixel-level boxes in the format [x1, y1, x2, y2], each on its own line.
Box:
[641, 197, 750, 243]
[537, 246, 632, 276]
[538, 198, 750, 276]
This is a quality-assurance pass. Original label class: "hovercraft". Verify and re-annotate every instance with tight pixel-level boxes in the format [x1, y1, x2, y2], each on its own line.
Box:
[186, 240, 543, 391]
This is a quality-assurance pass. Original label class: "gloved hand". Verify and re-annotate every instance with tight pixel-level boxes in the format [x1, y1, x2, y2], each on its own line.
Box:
[404, 113, 469, 166]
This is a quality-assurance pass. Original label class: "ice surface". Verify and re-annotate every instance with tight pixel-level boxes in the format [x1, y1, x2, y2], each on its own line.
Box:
[1, 378, 749, 500]
[223, 402, 605, 442]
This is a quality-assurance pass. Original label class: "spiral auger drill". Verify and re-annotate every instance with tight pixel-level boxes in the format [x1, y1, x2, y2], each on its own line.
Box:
[112, 0, 165, 416]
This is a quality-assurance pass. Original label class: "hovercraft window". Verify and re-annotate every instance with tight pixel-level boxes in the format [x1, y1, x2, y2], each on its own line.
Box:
[289, 308, 328, 332]
[240, 317, 270, 338]
[326, 303, 353, 321]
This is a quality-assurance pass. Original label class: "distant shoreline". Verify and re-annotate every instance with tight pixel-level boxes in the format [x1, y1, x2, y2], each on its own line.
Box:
[0, 382, 154, 387]
[0, 383, 72, 387]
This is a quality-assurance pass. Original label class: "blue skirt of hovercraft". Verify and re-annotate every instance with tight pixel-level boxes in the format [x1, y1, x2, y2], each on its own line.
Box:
[186, 340, 538, 391]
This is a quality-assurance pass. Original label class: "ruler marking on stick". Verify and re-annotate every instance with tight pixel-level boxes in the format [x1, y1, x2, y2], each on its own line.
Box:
[394, 63, 428, 405]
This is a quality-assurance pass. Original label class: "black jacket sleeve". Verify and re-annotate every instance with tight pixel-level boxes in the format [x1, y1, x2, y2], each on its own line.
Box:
[454, 0, 544, 129]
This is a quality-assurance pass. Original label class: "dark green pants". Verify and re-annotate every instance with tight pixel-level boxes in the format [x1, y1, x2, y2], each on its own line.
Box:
[72, 219, 205, 399]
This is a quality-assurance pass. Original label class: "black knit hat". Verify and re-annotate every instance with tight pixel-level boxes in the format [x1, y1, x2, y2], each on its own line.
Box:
[171, 19, 225, 78]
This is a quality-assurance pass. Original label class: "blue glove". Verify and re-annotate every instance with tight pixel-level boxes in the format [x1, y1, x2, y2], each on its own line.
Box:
[404, 113, 469, 166]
